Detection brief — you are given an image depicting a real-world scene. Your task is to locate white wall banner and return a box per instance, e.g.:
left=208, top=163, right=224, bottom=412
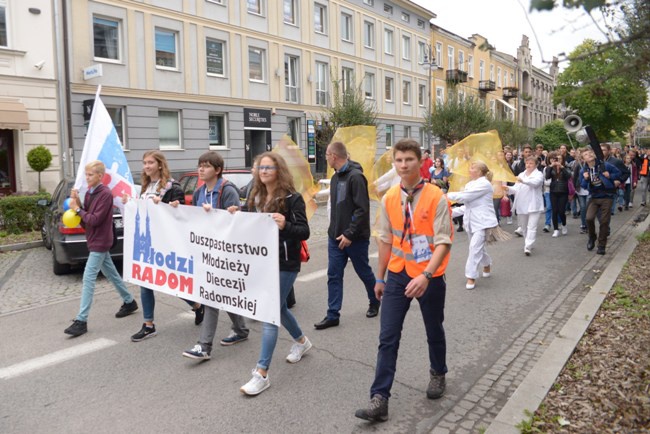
left=123, top=200, right=280, bottom=325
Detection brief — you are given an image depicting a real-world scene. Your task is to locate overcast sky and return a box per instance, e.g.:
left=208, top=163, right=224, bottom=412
left=413, top=0, right=610, bottom=72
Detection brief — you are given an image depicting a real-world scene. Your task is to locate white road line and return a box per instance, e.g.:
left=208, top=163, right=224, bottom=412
left=296, top=269, right=328, bottom=282
left=0, top=338, right=117, bottom=380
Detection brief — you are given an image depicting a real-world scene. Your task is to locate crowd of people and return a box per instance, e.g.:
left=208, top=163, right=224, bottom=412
left=61, top=137, right=649, bottom=422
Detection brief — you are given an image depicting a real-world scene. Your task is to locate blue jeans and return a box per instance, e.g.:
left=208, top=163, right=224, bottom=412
left=140, top=287, right=196, bottom=322
left=544, top=192, right=552, bottom=226
left=257, top=271, right=303, bottom=371
left=370, top=270, right=447, bottom=399
left=326, top=237, right=378, bottom=320
left=577, top=195, right=588, bottom=228
left=77, top=251, right=134, bottom=322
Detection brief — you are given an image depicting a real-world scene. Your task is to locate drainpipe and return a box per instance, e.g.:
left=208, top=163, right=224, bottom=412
left=53, top=0, right=72, bottom=179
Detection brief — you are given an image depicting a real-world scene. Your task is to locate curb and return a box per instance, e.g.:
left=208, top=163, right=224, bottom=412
left=486, top=212, right=650, bottom=433
left=0, top=240, right=44, bottom=253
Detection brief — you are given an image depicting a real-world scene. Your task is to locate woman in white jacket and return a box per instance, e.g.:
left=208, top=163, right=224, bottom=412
left=505, top=156, right=545, bottom=256
left=447, top=161, right=498, bottom=290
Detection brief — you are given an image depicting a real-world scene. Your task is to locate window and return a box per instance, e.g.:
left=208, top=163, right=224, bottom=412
left=206, top=0, right=224, bottom=3
left=209, top=113, right=226, bottom=148
left=419, top=127, right=425, bottom=145
left=490, top=99, right=496, bottom=116
left=363, top=21, right=374, bottom=48
left=435, top=42, right=442, bottom=68
left=284, top=55, right=299, bottom=103
left=364, top=72, right=375, bottom=99
left=497, top=67, right=502, bottom=87
left=447, top=46, right=454, bottom=69
left=468, top=55, right=474, bottom=77
left=341, top=13, right=352, bottom=42
left=315, top=61, right=328, bottom=105
left=385, top=125, right=393, bottom=147
left=314, top=3, right=327, bottom=34
left=385, top=77, right=394, bottom=101
left=93, top=17, right=120, bottom=61
left=510, top=72, right=515, bottom=86
left=417, top=19, right=425, bottom=29
left=287, top=118, right=300, bottom=145
left=206, top=38, right=225, bottom=76
left=458, top=90, right=465, bottom=103
left=248, top=47, right=266, bottom=81
left=363, top=0, right=374, bottom=5
left=401, top=12, right=409, bottom=22
left=159, top=110, right=181, bottom=149
left=106, top=107, right=126, bottom=147
left=284, top=0, right=297, bottom=25
left=402, top=35, right=410, bottom=60
left=384, top=4, right=393, bottom=13
left=384, top=29, right=393, bottom=55
left=458, top=50, right=465, bottom=72
left=341, top=67, right=354, bottom=93
left=490, top=64, right=494, bottom=81
left=0, top=2, right=6, bottom=47
left=404, top=126, right=411, bottom=138
left=155, top=28, right=177, bottom=69
left=479, top=60, right=485, bottom=80
left=504, top=71, right=508, bottom=87
left=418, top=84, right=426, bottom=106
left=247, top=0, right=262, bottom=15
left=436, top=86, right=444, bottom=105
left=418, top=41, right=426, bottom=63
left=402, top=81, right=411, bottom=105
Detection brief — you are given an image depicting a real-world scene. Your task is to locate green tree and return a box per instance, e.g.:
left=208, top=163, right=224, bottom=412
left=532, top=120, right=567, bottom=150
left=490, top=119, right=531, bottom=148
left=554, top=39, right=648, bottom=141
left=424, top=96, right=493, bottom=145
left=26, top=145, right=52, bottom=192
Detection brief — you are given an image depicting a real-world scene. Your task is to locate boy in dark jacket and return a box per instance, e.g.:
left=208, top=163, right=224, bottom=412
left=65, top=160, right=137, bottom=337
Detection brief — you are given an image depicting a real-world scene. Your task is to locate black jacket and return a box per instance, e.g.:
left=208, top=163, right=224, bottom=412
left=604, top=156, right=630, bottom=184
left=279, top=193, right=310, bottom=272
left=545, top=165, right=572, bottom=194
left=328, top=160, right=370, bottom=241
left=161, top=180, right=185, bottom=204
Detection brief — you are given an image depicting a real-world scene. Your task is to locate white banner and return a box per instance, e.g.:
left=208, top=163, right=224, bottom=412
left=123, top=200, right=280, bottom=325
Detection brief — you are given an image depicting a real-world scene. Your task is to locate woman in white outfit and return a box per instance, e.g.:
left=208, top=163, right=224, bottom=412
left=447, top=161, right=498, bottom=290
left=505, top=156, right=544, bottom=256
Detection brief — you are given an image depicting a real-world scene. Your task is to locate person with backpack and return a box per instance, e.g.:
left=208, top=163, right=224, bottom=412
left=181, top=151, right=250, bottom=358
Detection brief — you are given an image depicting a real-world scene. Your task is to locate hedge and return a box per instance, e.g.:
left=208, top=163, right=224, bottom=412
left=0, top=193, right=51, bottom=234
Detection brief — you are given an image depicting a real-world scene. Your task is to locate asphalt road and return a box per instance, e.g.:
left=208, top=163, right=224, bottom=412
left=0, top=204, right=644, bottom=433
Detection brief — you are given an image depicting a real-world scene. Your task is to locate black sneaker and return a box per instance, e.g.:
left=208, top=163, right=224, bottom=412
left=131, top=323, right=157, bottom=342
left=366, top=303, right=380, bottom=318
left=64, top=320, right=87, bottom=337
left=115, top=300, right=138, bottom=318
left=193, top=305, right=205, bottom=326
left=355, top=394, right=388, bottom=422
left=182, top=344, right=211, bottom=360
left=597, top=246, right=606, bottom=255
left=427, top=370, right=446, bottom=399
left=587, top=237, right=596, bottom=251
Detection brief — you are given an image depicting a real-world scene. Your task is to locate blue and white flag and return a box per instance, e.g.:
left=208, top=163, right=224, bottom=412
left=74, top=86, right=136, bottom=210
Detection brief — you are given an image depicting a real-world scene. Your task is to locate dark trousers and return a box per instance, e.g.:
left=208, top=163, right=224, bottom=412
left=586, top=197, right=613, bottom=248
left=550, top=192, right=568, bottom=230
left=326, top=237, right=378, bottom=320
left=370, top=270, right=447, bottom=399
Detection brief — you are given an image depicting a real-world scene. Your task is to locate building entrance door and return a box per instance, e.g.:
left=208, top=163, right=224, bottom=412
left=0, top=129, right=16, bottom=196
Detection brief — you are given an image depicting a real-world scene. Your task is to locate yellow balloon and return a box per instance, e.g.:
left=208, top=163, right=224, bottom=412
left=62, top=209, right=81, bottom=228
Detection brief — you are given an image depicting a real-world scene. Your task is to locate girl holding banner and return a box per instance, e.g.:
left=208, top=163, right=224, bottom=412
left=231, top=152, right=312, bottom=396
left=128, top=150, right=205, bottom=342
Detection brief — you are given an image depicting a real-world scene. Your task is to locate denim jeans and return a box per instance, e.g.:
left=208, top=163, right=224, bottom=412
left=577, top=195, right=588, bottom=228
left=257, top=271, right=303, bottom=371
left=77, top=251, right=134, bottom=322
left=140, top=286, right=196, bottom=323
left=370, top=270, right=447, bottom=399
left=544, top=192, right=552, bottom=226
left=326, top=237, right=378, bottom=320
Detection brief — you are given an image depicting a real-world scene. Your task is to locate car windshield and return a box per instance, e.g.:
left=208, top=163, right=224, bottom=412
left=224, top=173, right=252, bottom=190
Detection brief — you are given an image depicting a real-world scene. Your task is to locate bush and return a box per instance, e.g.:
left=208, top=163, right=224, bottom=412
left=0, top=193, right=50, bottom=234
left=26, top=145, right=53, bottom=192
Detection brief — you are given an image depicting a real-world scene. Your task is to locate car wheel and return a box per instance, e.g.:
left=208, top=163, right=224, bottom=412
left=52, top=244, right=71, bottom=275
left=42, top=223, right=52, bottom=250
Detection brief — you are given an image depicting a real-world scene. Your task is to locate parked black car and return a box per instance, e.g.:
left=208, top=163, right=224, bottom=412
left=39, top=179, right=132, bottom=275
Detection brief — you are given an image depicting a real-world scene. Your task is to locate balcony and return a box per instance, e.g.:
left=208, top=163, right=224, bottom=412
left=503, top=87, right=518, bottom=100
left=445, top=69, right=468, bottom=84
left=479, top=80, right=496, bottom=92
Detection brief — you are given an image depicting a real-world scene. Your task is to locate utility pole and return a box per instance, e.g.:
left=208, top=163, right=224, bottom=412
left=421, top=44, right=436, bottom=156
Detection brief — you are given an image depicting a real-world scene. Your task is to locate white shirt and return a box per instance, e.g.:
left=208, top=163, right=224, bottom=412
left=509, top=169, right=544, bottom=214
left=447, top=176, right=498, bottom=232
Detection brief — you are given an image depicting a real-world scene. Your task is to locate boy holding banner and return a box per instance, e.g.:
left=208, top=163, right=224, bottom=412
left=182, top=151, right=249, bottom=360
left=64, top=161, right=138, bottom=337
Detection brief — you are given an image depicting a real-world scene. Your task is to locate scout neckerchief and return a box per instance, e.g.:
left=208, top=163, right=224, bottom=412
left=400, top=179, right=425, bottom=246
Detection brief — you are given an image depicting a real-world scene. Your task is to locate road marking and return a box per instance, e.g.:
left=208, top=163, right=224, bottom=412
left=296, top=269, right=327, bottom=282
left=0, top=338, right=117, bottom=380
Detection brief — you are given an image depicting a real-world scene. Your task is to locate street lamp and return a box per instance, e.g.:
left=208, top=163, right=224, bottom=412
left=420, top=44, right=436, bottom=156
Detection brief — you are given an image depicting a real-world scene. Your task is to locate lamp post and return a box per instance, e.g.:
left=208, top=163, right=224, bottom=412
left=420, top=44, right=436, bottom=156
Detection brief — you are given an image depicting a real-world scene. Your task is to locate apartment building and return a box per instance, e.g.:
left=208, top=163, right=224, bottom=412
left=0, top=0, right=61, bottom=194
left=61, top=0, right=435, bottom=177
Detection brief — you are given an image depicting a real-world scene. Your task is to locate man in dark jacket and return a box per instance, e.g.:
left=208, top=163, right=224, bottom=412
left=314, top=142, right=380, bottom=330
left=64, top=160, right=138, bottom=337
left=600, top=143, right=629, bottom=214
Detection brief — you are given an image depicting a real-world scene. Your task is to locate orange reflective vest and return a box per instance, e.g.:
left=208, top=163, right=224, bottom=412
left=641, top=158, right=648, bottom=177
left=385, top=183, right=452, bottom=278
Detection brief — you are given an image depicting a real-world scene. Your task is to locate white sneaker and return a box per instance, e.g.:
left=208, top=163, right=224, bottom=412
left=286, top=337, right=313, bottom=363
left=506, top=216, right=513, bottom=225
left=543, top=225, right=550, bottom=233
left=240, top=369, right=270, bottom=396
left=561, top=225, right=568, bottom=236
left=524, top=248, right=531, bottom=256
left=552, top=230, right=560, bottom=237
left=629, top=202, right=633, bottom=208
left=514, top=227, right=523, bottom=237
